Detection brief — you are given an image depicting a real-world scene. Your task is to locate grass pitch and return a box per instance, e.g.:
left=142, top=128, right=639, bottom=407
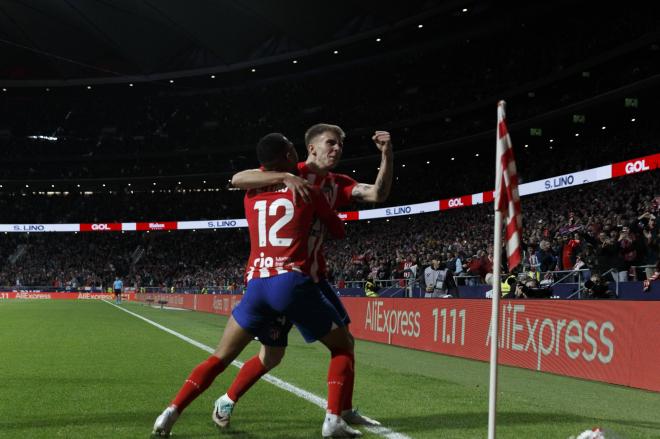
left=1, top=299, right=659, bottom=439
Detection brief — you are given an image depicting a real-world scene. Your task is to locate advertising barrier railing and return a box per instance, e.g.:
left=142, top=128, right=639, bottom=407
left=1, top=292, right=136, bottom=300
left=138, top=292, right=241, bottom=315
left=343, top=297, right=660, bottom=392
left=137, top=286, right=242, bottom=294
left=133, top=292, right=660, bottom=392
left=0, top=153, right=656, bottom=232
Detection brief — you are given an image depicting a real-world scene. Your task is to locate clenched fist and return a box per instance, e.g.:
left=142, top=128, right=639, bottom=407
left=372, top=130, right=392, bottom=154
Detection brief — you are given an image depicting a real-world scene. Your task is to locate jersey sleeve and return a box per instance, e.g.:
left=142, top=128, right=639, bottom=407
left=333, top=173, right=358, bottom=208
left=310, top=188, right=346, bottom=239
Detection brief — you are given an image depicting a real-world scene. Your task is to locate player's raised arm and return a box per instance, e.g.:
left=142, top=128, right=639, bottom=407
left=231, top=169, right=312, bottom=203
left=310, top=188, right=346, bottom=240
left=350, top=130, right=393, bottom=203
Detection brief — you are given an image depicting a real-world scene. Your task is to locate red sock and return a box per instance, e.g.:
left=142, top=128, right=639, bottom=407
left=171, top=355, right=226, bottom=412
left=327, top=349, right=353, bottom=415
left=227, top=355, right=268, bottom=402
left=341, top=352, right=355, bottom=412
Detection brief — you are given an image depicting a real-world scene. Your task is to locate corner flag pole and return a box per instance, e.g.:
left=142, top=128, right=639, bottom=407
left=488, top=101, right=505, bottom=439
left=489, top=100, right=523, bottom=438
left=488, top=209, right=503, bottom=439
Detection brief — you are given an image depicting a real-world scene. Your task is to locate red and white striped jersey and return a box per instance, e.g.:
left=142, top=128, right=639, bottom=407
left=297, top=162, right=357, bottom=280
left=243, top=184, right=345, bottom=283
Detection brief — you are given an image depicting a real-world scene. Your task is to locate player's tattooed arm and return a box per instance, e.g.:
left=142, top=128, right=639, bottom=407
left=351, top=183, right=372, bottom=201
left=351, top=131, right=393, bottom=203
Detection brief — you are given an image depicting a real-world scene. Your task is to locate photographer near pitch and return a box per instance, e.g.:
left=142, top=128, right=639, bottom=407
left=503, top=278, right=553, bottom=299
left=583, top=274, right=616, bottom=299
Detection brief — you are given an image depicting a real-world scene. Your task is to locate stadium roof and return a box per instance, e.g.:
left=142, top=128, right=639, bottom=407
left=0, top=0, right=456, bottom=85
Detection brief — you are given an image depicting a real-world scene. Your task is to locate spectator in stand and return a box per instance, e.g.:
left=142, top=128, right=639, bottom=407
left=451, top=252, right=463, bottom=277
left=561, top=233, right=582, bottom=271
left=595, top=235, right=621, bottom=282
left=524, top=244, right=541, bottom=280
left=469, top=250, right=490, bottom=284
left=537, top=240, right=557, bottom=273
left=464, top=254, right=480, bottom=285
left=637, top=212, right=658, bottom=273
left=617, top=226, right=636, bottom=281
left=391, top=259, right=404, bottom=282
left=642, top=260, right=660, bottom=292
left=375, top=258, right=390, bottom=281
left=572, top=253, right=589, bottom=283
left=400, top=255, right=418, bottom=285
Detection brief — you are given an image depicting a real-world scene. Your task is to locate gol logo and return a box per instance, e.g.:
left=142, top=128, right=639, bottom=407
left=625, top=160, right=650, bottom=174
left=448, top=198, right=464, bottom=208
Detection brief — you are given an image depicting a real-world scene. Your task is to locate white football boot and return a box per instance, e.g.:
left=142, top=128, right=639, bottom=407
left=342, top=408, right=381, bottom=426
left=152, top=406, right=179, bottom=437
left=212, top=394, right=235, bottom=428
left=322, top=413, right=363, bottom=438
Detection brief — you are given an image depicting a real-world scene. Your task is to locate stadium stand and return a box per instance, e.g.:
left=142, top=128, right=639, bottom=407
left=0, top=1, right=657, bottom=296
left=1, top=171, right=656, bottom=293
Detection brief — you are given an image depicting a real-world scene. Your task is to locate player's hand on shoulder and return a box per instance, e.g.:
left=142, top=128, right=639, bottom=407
left=282, top=173, right=312, bottom=205
left=372, top=130, right=392, bottom=153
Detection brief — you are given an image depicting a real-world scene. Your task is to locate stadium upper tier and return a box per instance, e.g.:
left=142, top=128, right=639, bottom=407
left=0, top=2, right=658, bottom=184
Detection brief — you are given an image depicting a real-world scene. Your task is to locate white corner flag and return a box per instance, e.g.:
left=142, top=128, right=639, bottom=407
left=488, top=101, right=522, bottom=439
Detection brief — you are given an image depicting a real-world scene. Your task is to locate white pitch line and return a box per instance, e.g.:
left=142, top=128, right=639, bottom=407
left=104, top=301, right=411, bottom=439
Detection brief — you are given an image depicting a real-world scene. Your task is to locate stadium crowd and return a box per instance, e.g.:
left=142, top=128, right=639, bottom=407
left=326, top=172, right=658, bottom=285
left=1, top=171, right=656, bottom=291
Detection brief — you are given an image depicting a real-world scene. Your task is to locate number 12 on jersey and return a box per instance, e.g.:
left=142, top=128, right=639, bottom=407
left=253, top=198, right=294, bottom=247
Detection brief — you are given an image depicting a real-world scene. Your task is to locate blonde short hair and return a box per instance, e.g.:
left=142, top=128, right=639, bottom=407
left=304, top=123, right=345, bottom=147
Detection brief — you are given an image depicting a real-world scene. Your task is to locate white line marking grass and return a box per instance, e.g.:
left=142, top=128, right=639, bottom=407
left=104, top=301, right=412, bottom=439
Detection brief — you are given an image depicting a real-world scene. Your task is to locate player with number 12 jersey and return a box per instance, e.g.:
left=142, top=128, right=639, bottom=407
left=243, top=182, right=345, bottom=283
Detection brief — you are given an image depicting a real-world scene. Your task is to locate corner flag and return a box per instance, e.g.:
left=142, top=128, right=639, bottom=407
left=495, top=101, right=522, bottom=270
left=488, top=101, right=522, bottom=439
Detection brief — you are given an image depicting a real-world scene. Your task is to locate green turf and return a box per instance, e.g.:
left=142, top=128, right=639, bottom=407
left=1, top=300, right=659, bottom=439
